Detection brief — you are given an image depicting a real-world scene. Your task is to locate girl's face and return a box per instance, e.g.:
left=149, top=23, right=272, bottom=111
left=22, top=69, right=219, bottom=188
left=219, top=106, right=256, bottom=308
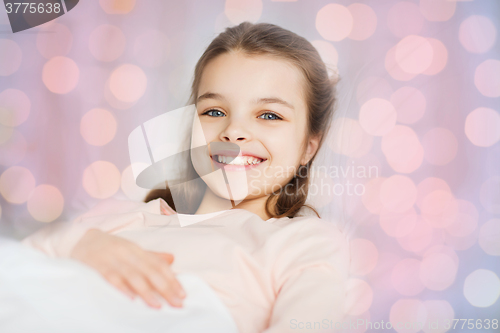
left=191, top=51, right=319, bottom=203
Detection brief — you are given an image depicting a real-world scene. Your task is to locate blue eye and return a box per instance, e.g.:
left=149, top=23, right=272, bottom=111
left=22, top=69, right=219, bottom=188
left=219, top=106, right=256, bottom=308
left=202, top=109, right=226, bottom=117
left=258, top=112, right=282, bottom=120
left=201, top=109, right=282, bottom=120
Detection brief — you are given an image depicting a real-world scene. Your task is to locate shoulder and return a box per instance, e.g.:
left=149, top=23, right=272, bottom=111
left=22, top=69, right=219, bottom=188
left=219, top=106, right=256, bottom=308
left=271, top=213, right=346, bottom=243
left=269, top=214, right=350, bottom=288
left=270, top=214, right=349, bottom=262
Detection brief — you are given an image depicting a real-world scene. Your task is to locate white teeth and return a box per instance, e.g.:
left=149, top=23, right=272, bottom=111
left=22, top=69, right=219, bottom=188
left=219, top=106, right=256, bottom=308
left=215, top=155, right=264, bottom=166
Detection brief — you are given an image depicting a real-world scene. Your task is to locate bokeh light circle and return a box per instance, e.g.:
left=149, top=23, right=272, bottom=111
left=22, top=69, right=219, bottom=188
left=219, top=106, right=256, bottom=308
left=474, top=60, right=500, bottom=98
left=0, top=39, right=22, bottom=76
left=0, top=89, right=31, bottom=127
left=27, top=184, right=64, bottom=223
left=80, top=108, right=117, bottom=146
left=99, top=0, right=135, bottom=14
left=422, top=38, right=448, bottom=75
left=89, top=24, right=126, bottom=62
left=347, top=3, right=377, bottom=41
left=224, top=0, right=263, bottom=25
left=424, top=245, right=459, bottom=266
left=42, top=56, right=80, bottom=94
left=479, top=218, right=500, bottom=256
left=385, top=46, right=418, bottom=81
left=372, top=251, right=402, bottom=291
left=459, top=15, right=497, bottom=54
left=359, top=98, right=397, bottom=136
left=316, top=4, right=353, bottom=42
left=109, top=64, right=147, bottom=103
left=104, top=78, right=137, bottom=110
left=390, top=86, right=426, bottom=124
left=36, top=22, right=72, bottom=59
left=444, top=200, right=478, bottom=238
left=421, top=190, right=458, bottom=228
left=463, top=269, right=500, bottom=307
left=381, top=125, right=424, bottom=174
left=0, top=166, right=36, bottom=204
left=395, top=35, right=434, bottom=74
left=389, top=299, right=427, bottom=333
left=362, top=177, right=386, bottom=214
left=465, top=107, right=500, bottom=147
left=419, top=252, right=457, bottom=290
left=422, top=300, right=454, bottom=333
left=416, top=178, right=451, bottom=210
left=82, top=161, right=121, bottom=199
left=419, top=0, right=456, bottom=22
left=380, top=207, right=418, bottom=238
left=422, top=127, right=458, bottom=165
left=397, top=216, right=434, bottom=253
left=380, top=175, right=417, bottom=213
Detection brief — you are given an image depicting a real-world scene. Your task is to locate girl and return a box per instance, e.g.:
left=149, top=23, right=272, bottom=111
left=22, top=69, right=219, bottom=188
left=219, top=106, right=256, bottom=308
left=22, top=22, right=349, bottom=333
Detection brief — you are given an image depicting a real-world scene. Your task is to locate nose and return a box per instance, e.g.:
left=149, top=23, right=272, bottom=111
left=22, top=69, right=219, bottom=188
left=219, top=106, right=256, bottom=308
left=219, top=117, right=251, bottom=142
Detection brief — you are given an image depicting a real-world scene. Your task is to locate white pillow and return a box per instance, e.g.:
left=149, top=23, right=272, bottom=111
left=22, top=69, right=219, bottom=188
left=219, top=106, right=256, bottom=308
left=0, top=237, right=238, bottom=333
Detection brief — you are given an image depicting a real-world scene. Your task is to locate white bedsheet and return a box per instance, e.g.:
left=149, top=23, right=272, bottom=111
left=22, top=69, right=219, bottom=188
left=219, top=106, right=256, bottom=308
left=0, top=237, right=239, bottom=333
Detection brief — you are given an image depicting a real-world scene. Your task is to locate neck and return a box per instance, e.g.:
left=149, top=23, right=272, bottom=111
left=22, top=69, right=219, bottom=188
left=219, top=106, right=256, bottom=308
left=195, top=186, right=272, bottom=221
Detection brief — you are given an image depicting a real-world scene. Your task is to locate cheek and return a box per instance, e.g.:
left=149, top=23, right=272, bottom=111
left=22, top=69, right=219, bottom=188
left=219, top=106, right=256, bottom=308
left=191, top=118, right=223, bottom=151
left=267, top=128, right=303, bottom=164
left=191, top=115, right=207, bottom=149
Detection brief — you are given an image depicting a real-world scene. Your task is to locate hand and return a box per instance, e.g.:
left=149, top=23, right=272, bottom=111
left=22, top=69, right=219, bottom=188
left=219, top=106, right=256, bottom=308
left=70, top=229, right=186, bottom=309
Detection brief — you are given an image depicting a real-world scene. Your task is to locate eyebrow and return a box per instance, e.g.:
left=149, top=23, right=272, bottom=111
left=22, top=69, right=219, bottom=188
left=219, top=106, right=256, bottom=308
left=197, top=92, right=295, bottom=110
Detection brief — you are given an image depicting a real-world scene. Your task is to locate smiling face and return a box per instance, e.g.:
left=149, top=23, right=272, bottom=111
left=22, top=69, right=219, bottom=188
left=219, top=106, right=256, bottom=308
left=190, top=50, right=319, bottom=207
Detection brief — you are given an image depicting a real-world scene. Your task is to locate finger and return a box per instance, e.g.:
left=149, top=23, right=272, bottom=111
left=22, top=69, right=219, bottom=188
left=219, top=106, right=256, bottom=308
left=121, top=251, right=183, bottom=307
left=141, top=260, right=184, bottom=307
left=149, top=252, right=174, bottom=265
left=133, top=255, right=184, bottom=307
left=123, top=269, right=162, bottom=308
left=103, top=272, right=136, bottom=300
left=146, top=253, right=186, bottom=298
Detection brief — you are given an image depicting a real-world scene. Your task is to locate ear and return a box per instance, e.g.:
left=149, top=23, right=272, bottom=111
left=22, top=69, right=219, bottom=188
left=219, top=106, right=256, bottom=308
left=300, top=134, right=321, bottom=166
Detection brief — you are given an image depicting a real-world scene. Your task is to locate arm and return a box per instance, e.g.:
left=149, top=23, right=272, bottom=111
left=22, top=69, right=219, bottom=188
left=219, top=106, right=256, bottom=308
left=264, top=220, right=350, bottom=333
left=21, top=197, right=186, bottom=309
left=21, top=198, right=167, bottom=258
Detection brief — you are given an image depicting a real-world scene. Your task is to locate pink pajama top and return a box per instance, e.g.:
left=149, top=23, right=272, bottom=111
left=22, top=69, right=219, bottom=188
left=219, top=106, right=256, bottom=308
left=21, top=198, right=350, bottom=333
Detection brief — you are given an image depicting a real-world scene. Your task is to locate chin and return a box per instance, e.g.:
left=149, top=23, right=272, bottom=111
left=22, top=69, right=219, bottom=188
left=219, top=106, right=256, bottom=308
left=202, top=172, right=251, bottom=203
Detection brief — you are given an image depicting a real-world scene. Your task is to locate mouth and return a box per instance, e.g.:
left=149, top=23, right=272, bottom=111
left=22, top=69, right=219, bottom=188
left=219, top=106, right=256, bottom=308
left=210, top=150, right=267, bottom=171
left=212, top=154, right=266, bottom=166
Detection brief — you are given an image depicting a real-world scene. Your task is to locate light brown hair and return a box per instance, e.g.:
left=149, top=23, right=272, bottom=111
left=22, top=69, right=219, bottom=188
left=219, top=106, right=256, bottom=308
left=145, top=21, right=339, bottom=219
